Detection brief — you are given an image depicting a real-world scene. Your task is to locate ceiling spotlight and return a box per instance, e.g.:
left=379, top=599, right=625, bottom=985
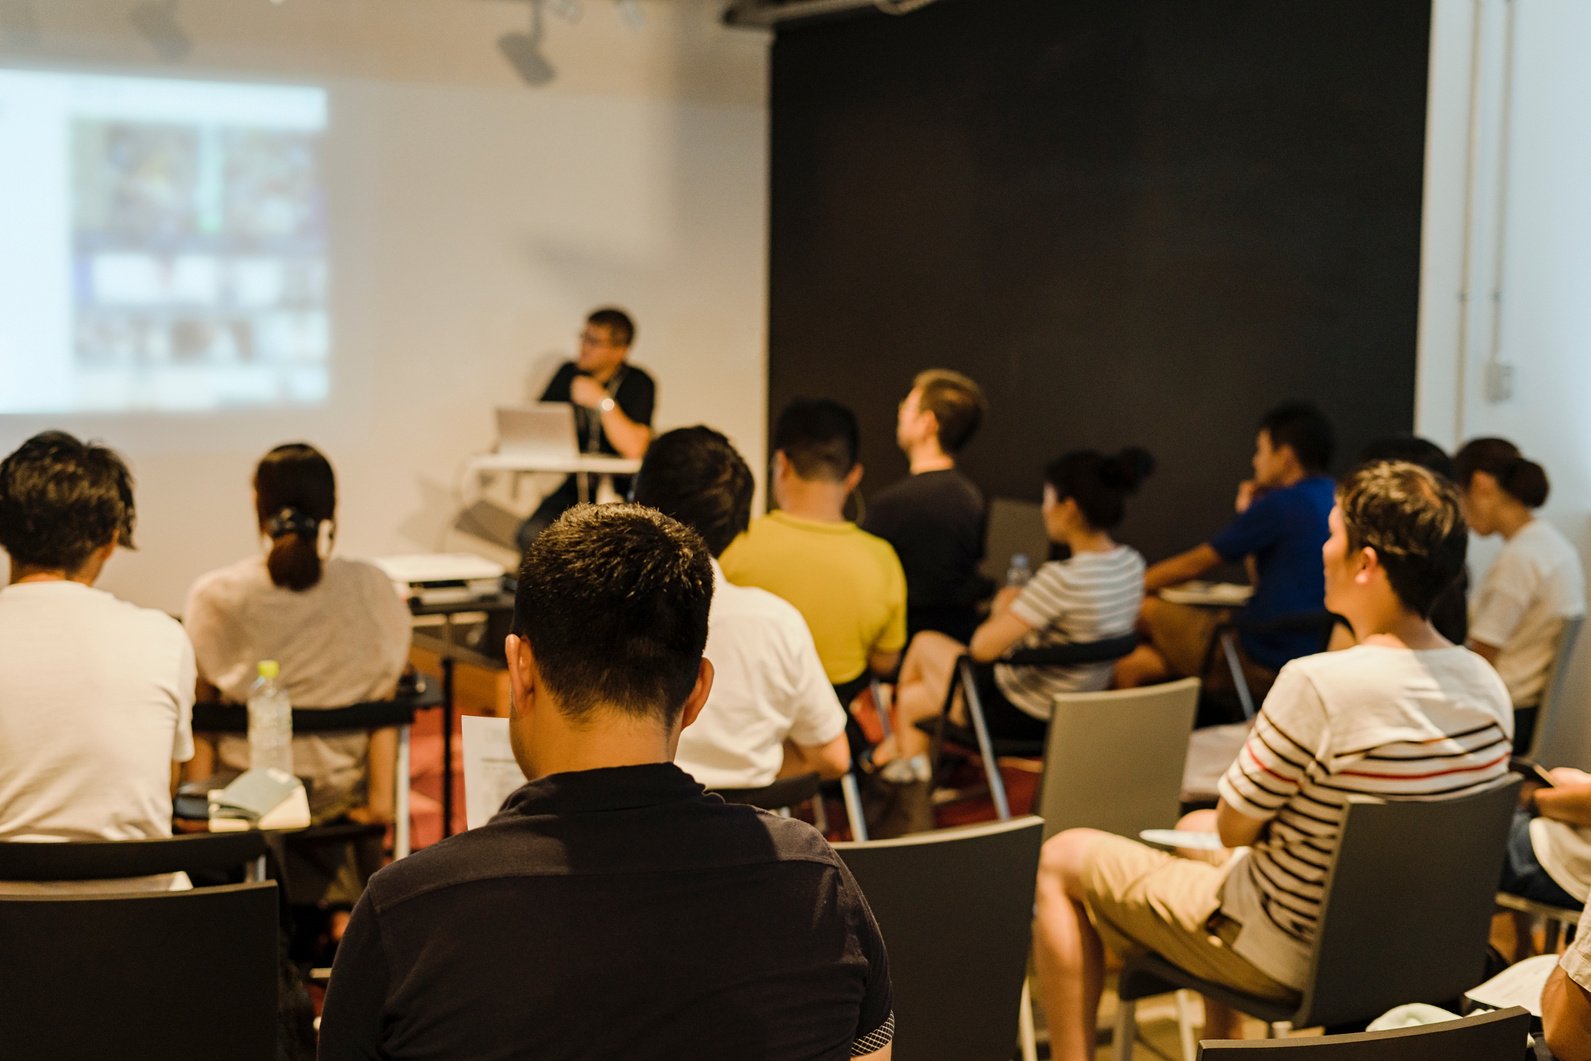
left=128, top=0, right=191, bottom=62
left=614, top=0, right=644, bottom=30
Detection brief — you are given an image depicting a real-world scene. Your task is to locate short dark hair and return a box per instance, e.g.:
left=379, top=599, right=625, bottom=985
left=254, top=443, right=336, bottom=592
left=632, top=427, right=753, bottom=557
left=1259, top=402, right=1334, bottom=474
left=1453, top=436, right=1549, bottom=508
left=913, top=369, right=987, bottom=454
left=1356, top=435, right=1455, bottom=482
left=512, top=504, right=713, bottom=727
left=586, top=306, right=635, bottom=349
left=1044, top=447, right=1156, bottom=530
left=0, top=431, right=136, bottom=572
left=1338, top=460, right=1467, bottom=618
left=774, top=398, right=860, bottom=483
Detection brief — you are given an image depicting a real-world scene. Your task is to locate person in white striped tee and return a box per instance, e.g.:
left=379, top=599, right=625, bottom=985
left=1031, top=461, right=1511, bottom=1061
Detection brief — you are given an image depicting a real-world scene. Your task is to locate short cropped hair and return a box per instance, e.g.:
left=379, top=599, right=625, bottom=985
left=774, top=398, right=860, bottom=483
left=0, top=431, right=136, bottom=572
left=632, top=426, right=753, bottom=557
left=1260, top=402, right=1334, bottom=474
left=1338, top=460, right=1467, bottom=618
left=913, top=369, right=987, bottom=454
left=512, top=504, right=713, bottom=727
left=586, top=306, right=635, bottom=349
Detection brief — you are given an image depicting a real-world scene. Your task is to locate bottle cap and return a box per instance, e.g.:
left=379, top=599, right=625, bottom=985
left=257, top=660, right=280, bottom=680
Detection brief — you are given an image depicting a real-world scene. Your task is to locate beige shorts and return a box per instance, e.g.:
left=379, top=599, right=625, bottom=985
left=1142, top=599, right=1277, bottom=700
left=1079, top=833, right=1298, bottom=1002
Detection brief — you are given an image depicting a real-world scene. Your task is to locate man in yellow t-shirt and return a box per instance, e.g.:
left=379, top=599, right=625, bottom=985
left=722, top=399, right=907, bottom=694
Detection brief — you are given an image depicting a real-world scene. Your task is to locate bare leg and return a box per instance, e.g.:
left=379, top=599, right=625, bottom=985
left=1114, top=644, right=1171, bottom=688
left=1172, top=808, right=1239, bottom=1037
left=882, top=631, right=966, bottom=762
left=1033, top=829, right=1110, bottom=1061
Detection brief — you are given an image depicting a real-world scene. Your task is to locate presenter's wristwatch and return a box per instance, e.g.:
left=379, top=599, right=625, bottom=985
left=599, top=397, right=616, bottom=414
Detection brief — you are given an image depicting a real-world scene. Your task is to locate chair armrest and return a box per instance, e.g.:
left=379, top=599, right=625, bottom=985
left=1003, top=633, right=1139, bottom=667
left=0, top=832, right=269, bottom=881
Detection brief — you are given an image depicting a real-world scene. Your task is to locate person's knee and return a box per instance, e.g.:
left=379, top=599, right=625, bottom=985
left=1038, top=828, right=1104, bottom=900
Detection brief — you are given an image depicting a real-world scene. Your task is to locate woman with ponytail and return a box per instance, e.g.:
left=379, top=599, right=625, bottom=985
left=1454, top=438, right=1585, bottom=749
left=183, top=444, right=411, bottom=900
left=874, top=448, right=1154, bottom=816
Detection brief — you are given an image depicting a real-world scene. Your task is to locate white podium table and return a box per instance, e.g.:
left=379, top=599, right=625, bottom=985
left=464, top=452, right=642, bottom=504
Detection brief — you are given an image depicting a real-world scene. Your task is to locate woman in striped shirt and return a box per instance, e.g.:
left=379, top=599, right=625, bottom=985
left=882, top=447, right=1154, bottom=770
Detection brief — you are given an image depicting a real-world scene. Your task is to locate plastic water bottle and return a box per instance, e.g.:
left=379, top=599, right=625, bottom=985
left=1006, top=553, right=1033, bottom=588
left=247, top=660, right=294, bottom=775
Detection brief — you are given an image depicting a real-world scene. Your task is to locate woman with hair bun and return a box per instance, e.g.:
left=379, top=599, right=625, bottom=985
left=874, top=447, right=1154, bottom=827
left=183, top=443, right=412, bottom=904
left=1454, top=437, right=1585, bottom=749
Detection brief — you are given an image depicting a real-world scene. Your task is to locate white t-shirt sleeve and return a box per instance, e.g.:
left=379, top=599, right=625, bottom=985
left=783, top=619, right=848, bottom=748
left=1217, top=662, right=1327, bottom=821
left=1470, top=545, right=1537, bottom=648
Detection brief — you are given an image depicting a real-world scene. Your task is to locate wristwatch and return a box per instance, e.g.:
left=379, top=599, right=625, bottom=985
left=599, top=397, right=616, bottom=414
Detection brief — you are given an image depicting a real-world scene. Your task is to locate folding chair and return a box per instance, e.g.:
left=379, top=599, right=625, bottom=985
left=922, top=634, right=1139, bottom=820
left=1522, top=614, right=1584, bottom=761
left=1195, top=1005, right=1529, bottom=1059
left=0, top=882, right=280, bottom=1060
left=0, top=830, right=270, bottom=884
left=1113, top=780, right=1520, bottom=1060
left=834, top=817, right=1044, bottom=1061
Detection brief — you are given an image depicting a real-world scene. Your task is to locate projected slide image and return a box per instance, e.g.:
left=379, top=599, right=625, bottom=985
left=0, top=70, right=328, bottom=414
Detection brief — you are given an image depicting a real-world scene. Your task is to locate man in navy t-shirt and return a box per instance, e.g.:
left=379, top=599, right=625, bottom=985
left=1114, top=402, right=1336, bottom=697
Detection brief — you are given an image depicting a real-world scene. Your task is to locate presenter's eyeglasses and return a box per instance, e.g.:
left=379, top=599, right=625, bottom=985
left=579, top=330, right=614, bottom=348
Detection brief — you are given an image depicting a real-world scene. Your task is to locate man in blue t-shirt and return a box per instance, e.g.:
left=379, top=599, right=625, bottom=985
left=1114, top=402, right=1336, bottom=697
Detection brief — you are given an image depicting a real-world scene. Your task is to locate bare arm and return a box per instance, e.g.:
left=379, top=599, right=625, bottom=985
left=1535, top=781, right=1591, bottom=828
left=784, top=733, right=851, bottom=781
left=1215, top=797, right=1267, bottom=849
left=595, top=405, right=652, bottom=459
left=1544, top=965, right=1591, bottom=1060
left=868, top=649, right=902, bottom=679
left=351, top=726, right=399, bottom=825
left=1467, top=638, right=1502, bottom=666
left=969, top=609, right=1036, bottom=663
left=1144, top=543, right=1223, bottom=593
left=854, top=1045, right=892, bottom=1060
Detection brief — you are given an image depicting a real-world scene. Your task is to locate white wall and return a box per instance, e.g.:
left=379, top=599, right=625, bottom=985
left=1419, top=0, right=1591, bottom=765
left=0, top=0, right=770, bottom=612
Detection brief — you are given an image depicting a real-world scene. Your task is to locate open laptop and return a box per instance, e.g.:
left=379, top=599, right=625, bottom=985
left=495, top=403, right=578, bottom=460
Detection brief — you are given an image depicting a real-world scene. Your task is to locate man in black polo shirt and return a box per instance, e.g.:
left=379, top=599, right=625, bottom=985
left=515, top=306, right=657, bottom=551
left=320, top=504, right=894, bottom=1060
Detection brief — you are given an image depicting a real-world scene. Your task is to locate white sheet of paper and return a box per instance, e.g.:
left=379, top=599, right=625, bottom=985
left=1465, top=952, right=1560, bottom=1017
left=462, top=714, right=528, bottom=830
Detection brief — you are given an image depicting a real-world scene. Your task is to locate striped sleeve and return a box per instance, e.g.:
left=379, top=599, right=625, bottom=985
left=1008, top=562, right=1082, bottom=630
left=1218, top=664, right=1326, bottom=822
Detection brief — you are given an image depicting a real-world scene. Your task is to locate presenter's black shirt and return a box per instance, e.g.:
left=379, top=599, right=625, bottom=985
left=864, top=468, right=988, bottom=641
left=318, top=764, right=895, bottom=1061
left=539, top=361, right=656, bottom=457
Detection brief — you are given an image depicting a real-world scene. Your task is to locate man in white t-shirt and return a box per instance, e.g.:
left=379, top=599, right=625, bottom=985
left=632, top=426, right=849, bottom=789
left=0, top=432, right=196, bottom=891
left=1031, top=461, right=1511, bottom=1061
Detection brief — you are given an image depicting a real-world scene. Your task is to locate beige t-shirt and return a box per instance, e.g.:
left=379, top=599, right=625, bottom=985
left=0, top=581, right=195, bottom=892
left=184, top=556, right=411, bottom=819
left=1470, top=519, right=1586, bottom=706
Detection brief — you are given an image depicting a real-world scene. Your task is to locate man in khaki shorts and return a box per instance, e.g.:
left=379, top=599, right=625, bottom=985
left=1031, top=461, right=1512, bottom=1060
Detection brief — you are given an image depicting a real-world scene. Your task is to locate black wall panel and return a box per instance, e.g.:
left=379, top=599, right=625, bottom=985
left=768, top=0, right=1430, bottom=562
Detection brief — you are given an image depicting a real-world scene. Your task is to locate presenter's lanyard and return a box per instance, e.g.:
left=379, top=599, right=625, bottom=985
left=581, top=367, right=627, bottom=454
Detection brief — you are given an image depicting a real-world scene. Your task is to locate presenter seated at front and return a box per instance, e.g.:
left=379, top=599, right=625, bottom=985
left=720, top=398, right=908, bottom=693
left=863, top=369, right=990, bottom=644
left=1114, top=401, right=1336, bottom=699
left=182, top=444, right=411, bottom=910
left=318, top=505, right=895, bottom=1060
left=515, top=306, right=656, bottom=551
left=1031, top=461, right=1511, bottom=1061
left=0, top=432, right=196, bottom=894
left=632, top=426, right=851, bottom=790
left=1454, top=437, right=1586, bottom=752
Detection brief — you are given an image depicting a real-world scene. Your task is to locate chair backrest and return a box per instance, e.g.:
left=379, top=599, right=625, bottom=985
left=979, top=496, right=1049, bottom=584
left=833, top=817, right=1043, bottom=1061
left=1527, top=613, right=1585, bottom=760
left=1036, top=677, right=1199, bottom=841
left=0, top=881, right=279, bottom=1060
left=711, top=772, right=822, bottom=811
left=1297, top=779, right=1520, bottom=1029
left=0, top=831, right=268, bottom=881
left=1195, top=1005, right=1529, bottom=1059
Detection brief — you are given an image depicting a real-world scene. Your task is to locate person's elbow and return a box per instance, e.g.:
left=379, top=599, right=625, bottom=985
left=1215, top=799, right=1265, bottom=849
left=1542, top=966, right=1591, bottom=1061
left=868, top=649, right=901, bottom=679
left=808, top=734, right=852, bottom=780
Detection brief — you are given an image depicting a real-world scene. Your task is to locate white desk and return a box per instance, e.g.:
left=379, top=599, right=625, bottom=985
left=464, top=452, right=642, bottom=505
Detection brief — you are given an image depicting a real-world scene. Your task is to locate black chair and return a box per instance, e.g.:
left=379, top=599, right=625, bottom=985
left=0, top=830, right=270, bottom=883
left=1202, top=611, right=1344, bottom=722
left=712, top=771, right=823, bottom=814
left=193, top=681, right=442, bottom=858
left=0, top=881, right=279, bottom=1060
left=1195, top=1005, right=1530, bottom=1059
left=1113, top=780, right=1521, bottom=1060
left=920, top=634, right=1140, bottom=820
left=834, top=816, right=1045, bottom=1061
